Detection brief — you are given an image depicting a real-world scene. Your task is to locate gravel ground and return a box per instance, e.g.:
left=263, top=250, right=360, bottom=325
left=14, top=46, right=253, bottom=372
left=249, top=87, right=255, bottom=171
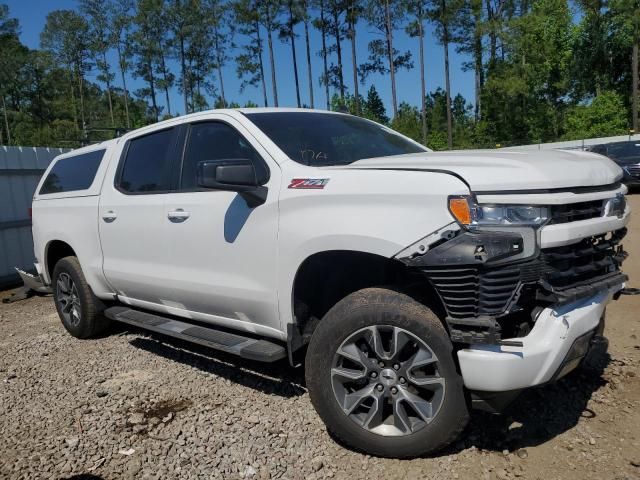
left=2, top=199, right=640, bottom=480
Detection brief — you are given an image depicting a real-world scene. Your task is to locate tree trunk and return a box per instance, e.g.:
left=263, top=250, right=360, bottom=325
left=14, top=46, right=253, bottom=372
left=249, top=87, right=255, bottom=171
left=256, top=21, right=269, bottom=107
left=320, top=0, right=330, bottom=109
left=213, top=21, right=226, bottom=108
left=266, top=10, right=279, bottom=107
left=148, top=62, right=159, bottom=121
left=102, top=52, right=115, bottom=127
left=288, top=2, right=302, bottom=107
left=633, top=41, right=639, bottom=133
left=442, top=9, right=453, bottom=149
left=180, top=35, right=189, bottom=114
left=418, top=15, right=427, bottom=145
left=333, top=7, right=345, bottom=99
left=68, top=68, right=79, bottom=132
left=384, top=0, right=397, bottom=118
left=1, top=95, right=10, bottom=145
left=486, top=0, right=497, bottom=69
left=473, top=0, right=483, bottom=119
left=267, top=30, right=278, bottom=106
left=159, top=47, right=172, bottom=115
left=348, top=1, right=359, bottom=114
left=303, top=2, right=314, bottom=108
left=116, top=44, right=131, bottom=129
left=77, top=65, right=87, bottom=135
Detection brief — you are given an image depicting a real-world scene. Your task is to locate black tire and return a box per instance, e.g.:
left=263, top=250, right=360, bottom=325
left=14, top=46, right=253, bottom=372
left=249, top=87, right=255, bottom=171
left=52, top=256, right=110, bottom=339
left=305, top=287, right=468, bottom=458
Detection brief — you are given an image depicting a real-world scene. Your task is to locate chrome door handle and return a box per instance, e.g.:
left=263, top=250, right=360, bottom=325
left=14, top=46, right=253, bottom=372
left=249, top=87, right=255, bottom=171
left=167, top=209, right=190, bottom=221
left=102, top=211, right=117, bottom=222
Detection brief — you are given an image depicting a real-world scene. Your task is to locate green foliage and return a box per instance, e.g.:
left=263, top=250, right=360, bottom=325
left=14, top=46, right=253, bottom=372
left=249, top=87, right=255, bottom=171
left=362, top=85, right=388, bottom=124
left=563, top=91, right=629, bottom=140
left=0, top=0, right=638, bottom=150
left=390, top=102, right=421, bottom=142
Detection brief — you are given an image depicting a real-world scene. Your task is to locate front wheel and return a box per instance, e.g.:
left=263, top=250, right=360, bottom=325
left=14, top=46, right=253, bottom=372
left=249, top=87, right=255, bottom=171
left=305, top=288, right=469, bottom=458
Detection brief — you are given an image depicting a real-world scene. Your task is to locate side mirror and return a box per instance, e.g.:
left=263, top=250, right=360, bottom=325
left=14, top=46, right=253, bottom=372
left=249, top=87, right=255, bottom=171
left=196, top=159, right=267, bottom=207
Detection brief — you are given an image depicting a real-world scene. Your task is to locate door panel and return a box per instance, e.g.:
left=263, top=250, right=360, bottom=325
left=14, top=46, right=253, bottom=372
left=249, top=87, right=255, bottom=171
left=163, top=119, right=281, bottom=333
left=99, top=127, right=178, bottom=304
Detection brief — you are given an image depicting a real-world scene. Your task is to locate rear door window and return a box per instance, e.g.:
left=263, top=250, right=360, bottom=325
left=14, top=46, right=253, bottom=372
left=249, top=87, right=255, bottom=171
left=39, top=149, right=105, bottom=194
left=118, top=128, right=176, bottom=193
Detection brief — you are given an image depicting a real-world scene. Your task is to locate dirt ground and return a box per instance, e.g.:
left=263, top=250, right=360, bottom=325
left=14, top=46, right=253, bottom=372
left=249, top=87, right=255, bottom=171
left=1, top=198, right=640, bottom=480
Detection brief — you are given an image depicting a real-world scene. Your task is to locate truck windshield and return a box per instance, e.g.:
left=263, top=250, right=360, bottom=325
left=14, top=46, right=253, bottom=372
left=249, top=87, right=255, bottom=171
left=244, top=111, right=427, bottom=166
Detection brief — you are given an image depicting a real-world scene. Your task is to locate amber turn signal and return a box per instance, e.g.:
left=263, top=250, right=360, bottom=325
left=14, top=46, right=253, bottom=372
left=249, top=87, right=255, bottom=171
left=448, top=197, right=472, bottom=225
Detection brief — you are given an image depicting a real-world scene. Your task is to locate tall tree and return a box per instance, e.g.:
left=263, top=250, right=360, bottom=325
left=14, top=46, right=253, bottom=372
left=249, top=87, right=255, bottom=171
left=327, top=0, right=346, bottom=99
left=206, top=0, right=232, bottom=108
left=0, top=4, right=21, bottom=144
left=609, top=0, right=640, bottom=132
left=234, top=0, right=269, bottom=107
left=131, top=0, right=161, bottom=121
left=280, top=0, right=302, bottom=107
left=346, top=0, right=360, bottom=113
left=109, top=0, right=134, bottom=128
left=313, top=0, right=331, bottom=109
left=428, top=0, right=463, bottom=147
left=80, top=0, right=115, bottom=126
left=361, top=0, right=413, bottom=118
left=41, top=10, right=92, bottom=134
left=301, top=0, right=314, bottom=108
left=257, top=1, right=282, bottom=107
left=456, top=0, right=484, bottom=119
left=167, top=0, right=195, bottom=114
left=406, top=0, right=429, bottom=144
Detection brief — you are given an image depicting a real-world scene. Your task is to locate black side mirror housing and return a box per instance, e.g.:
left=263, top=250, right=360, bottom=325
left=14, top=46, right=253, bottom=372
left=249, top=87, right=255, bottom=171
left=196, top=159, right=268, bottom=207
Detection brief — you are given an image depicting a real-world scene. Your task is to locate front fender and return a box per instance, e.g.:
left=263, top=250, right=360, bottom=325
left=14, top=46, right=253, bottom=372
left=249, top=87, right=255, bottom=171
left=276, top=167, right=469, bottom=330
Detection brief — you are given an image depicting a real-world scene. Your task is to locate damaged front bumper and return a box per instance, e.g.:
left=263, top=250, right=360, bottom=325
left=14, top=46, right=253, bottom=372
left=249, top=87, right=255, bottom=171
left=457, top=287, right=618, bottom=391
left=395, top=218, right=629, bottom=392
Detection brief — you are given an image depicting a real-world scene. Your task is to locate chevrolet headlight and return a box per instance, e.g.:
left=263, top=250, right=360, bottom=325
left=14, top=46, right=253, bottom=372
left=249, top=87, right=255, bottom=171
left=449, top=196, right=549, bottom=227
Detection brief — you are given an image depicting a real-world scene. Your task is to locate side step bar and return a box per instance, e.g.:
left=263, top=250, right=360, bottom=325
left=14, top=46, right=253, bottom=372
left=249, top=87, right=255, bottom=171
left=104, top=306, right=286, bottom=362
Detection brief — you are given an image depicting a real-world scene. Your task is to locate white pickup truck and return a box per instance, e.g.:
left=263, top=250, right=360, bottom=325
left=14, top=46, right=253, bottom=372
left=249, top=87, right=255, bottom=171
left=32, top=108, right=630, bottom=457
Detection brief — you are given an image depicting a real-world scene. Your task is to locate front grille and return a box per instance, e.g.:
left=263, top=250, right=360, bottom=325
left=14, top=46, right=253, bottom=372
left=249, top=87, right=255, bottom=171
left=549, top=200, right=604, bottom=224
left=625, top=164, right=640, bottom=178
left=424, top=265, right=522, bottom=319
left=422, top=229, right=626, bottom=320
left=541, top=232, right=624, bottom=288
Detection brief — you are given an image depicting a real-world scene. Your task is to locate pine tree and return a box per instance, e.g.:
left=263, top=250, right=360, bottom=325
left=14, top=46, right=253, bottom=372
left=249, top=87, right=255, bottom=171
left=363, top=85, right=389, bottom=124
left=361, top=0, right=413, bottom=118
left=234, top=0, right=269, bottom=107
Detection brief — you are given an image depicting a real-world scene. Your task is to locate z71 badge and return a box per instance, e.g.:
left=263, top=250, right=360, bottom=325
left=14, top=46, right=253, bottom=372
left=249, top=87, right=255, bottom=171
left=288, top=178, right=330, bottom=189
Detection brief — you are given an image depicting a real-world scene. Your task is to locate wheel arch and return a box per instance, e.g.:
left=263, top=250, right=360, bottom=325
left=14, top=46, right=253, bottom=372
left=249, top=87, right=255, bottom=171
left=288, top=249, right=446, bottom=362
left=45, top=239, right=78, bottom=281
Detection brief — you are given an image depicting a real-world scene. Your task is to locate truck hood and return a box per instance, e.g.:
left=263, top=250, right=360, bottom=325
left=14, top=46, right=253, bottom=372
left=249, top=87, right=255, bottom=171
left=342, top=149, right=622, bottom=192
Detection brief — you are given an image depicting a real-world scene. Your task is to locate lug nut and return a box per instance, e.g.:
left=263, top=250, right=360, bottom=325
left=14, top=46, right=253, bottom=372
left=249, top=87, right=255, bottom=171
left=376, top=384, right=384, bottom=392
left=393, top=363, right=400, bottom=370
left=391, top=387, right=398, bottom=394
left=370, top=371, right=378, bottom=378
left=399, top=377, right=406, bottom=384
left=378, top=361, right=385, bottom=368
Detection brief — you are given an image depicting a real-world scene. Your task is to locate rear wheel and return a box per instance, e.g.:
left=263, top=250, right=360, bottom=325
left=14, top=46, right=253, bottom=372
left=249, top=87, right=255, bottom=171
left=52, top=256, right=109, bottom=338
left=305, top=288, right=468, bottom=458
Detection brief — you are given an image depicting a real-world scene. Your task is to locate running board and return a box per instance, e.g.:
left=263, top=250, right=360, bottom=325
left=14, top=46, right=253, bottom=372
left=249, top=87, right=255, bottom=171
left=104, top=306, right=286, bottom=362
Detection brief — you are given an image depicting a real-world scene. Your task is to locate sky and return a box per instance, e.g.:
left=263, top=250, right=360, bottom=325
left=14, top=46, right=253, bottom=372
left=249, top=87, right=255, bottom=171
left=5, top=0, right=475, bottom=118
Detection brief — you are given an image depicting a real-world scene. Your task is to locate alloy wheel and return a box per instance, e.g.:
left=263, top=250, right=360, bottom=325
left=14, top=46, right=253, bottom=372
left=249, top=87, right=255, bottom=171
left=56, top=272, right=81, bottom=327
left=331, top=325, right=445, bottom=437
